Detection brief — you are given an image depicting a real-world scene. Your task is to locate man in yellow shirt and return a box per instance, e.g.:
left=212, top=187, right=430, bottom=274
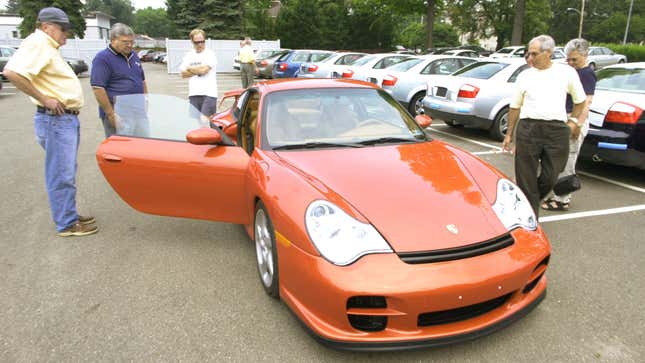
left=4, top=7, right=98, bottom=237
left=239, top=37, right=256, bottom=88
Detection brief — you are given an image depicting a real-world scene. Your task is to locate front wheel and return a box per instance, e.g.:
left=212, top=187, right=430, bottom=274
left=489, top=107, right=509, bottom=141
left=408, top=91, right=426, bottom=116
left=618, top=59, right=625, bottom=64
left=254, top=201, right=279, bottom=298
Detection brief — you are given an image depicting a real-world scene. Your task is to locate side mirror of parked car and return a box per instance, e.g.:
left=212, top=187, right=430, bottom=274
left=186, top=127, right=223, bottom=145
left=415, top=114, right=432, bottom=128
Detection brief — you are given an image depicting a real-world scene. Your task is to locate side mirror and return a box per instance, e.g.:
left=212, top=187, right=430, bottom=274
left=415, top=114, right=432, bottom=128
left=186, top=127, right=223, bottom=145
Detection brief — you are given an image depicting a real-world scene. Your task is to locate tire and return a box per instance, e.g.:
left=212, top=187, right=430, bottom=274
left=489, top=107, right=509, bottom=141
left=408, top=91, right=426, bottom=116
left=588, top=62, right=596, bottom=71
left=254, top=201, right=279, bottom=298
left=444, top=119, right=462, bottom=127
left=618, top=59, right=625, bottom=64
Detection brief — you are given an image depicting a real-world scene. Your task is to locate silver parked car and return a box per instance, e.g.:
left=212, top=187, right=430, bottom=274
left=256, top=49, right=290, bottom=78
left=586, top=46, right=627, bottom=71
left=339, top=53, right=411, bottom=81
left=581, top=62, right=645, bottom=169
left=298, top=52, right=366, bottom=78
left=422, top=58, right=529, bottom=141
left=382, top=55, right=478, bottom=115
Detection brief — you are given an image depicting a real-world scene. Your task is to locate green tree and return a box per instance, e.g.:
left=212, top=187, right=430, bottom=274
left=3, top=0, right=21, bottom=14
left=84, top=0, right=135, bottom=26
left=243, top=0, right=277, bottom=40
left=168, top=0, right=242, bottom=39
left=133, top=7, right=175, bottom=38
left=275, top=0, right=322, bottom=48
left=18, top=0, right=86, bottom=38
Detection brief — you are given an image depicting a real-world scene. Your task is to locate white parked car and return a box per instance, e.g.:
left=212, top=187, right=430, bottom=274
left=489, top=46, right=526, bottom=58
left=339, top=53, right=411, bottom=81
left=298, top=52, right=366, bottom=78
left=587, top=46, right=627, bottom=71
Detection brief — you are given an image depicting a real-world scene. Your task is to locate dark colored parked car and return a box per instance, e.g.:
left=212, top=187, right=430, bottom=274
left=1, top=45, right=17, bottom=80
left=256, top=49, right=290, bottom=78
left=64, top=57, right=89, bottom=75
left=581, top=62, right=645, bottom=170
left=141, top=51, right=163, bottom=62
left=272, top=50, right=333, bottom=78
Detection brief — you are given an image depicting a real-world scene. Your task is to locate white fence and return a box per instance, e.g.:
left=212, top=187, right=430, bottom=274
left=0, top=38, right=108, bottom=73
left=166, top=39, right=281, bottom=74
left=1, top=38, right=281, bottom=74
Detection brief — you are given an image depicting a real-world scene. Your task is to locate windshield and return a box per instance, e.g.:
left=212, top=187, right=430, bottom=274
left=496, top=48, right=514, bottom=54
left=452, top=61, right=509, bottom=79
left=310, top=52, right=333, bottom=62
left=596, top=68, right=645, bottom=94
left=262, top=88, right=427, bottom=149
left=388, top=58, right=423, bottom=71
left=113, top=94, right=209, bottom=140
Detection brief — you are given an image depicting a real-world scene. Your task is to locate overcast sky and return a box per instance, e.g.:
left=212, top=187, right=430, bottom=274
left=132, top=0, right=167, bottom=10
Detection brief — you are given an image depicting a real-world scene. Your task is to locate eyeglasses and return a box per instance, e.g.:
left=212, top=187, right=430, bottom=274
left=193, top=40, right=205, bottom=45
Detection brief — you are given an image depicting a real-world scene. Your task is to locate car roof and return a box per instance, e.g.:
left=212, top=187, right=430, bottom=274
left=603, top=62, right=645, bottom=69
left=254, top=78, right=380, bottom=93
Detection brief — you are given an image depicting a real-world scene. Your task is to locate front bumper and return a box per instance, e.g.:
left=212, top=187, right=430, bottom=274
left=278, top=227, right=551, bottom=350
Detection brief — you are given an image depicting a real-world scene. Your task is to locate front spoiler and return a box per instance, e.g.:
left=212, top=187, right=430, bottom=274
left=304, top=289, right=546, bottom=352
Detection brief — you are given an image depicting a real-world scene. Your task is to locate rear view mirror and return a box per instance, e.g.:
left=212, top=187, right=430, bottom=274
left=186, top=127, right=223, bottom=145
left=415, top=114, right=432, bottom=128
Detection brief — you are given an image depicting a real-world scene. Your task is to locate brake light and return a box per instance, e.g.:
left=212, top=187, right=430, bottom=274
left=260, top=60, right=268, bottom=66
left=382, top=75, right=398, bottom=87
left=604, top=102, right=643, bottom=124
left=278, top=63, right=287, bottom=71
left=457, top=84, right=480, bottom=98
left=342, top=69, right=354, bottom=78
left=308, top=64, right=318, bottom=72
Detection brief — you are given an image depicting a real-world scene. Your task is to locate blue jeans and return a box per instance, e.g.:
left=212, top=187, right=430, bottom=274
left=34, top=112, right=80, bottom=232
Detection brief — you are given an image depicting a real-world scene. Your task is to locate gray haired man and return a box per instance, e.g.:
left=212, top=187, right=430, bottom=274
left=91, top=23, right=148, bottom=137
left=502, top=35, right=587, bottom=216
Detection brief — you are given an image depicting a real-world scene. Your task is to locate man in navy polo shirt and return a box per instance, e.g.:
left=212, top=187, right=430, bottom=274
left=91, top=23, right=148, bottom=138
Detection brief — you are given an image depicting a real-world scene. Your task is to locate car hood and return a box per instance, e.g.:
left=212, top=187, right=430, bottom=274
left=275, top=141, right=506, bottom=252
left=588, top=89, right=645, bottom=127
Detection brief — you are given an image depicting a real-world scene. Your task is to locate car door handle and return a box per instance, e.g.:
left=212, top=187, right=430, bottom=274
left=102, top=154, right=122, bottom=162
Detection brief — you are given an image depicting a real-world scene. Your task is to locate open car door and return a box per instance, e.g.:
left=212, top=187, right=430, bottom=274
left=96, top=94, right=250, bottom=224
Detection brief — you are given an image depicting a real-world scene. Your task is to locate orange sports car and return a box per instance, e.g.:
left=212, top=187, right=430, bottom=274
left=96, top=79, right=550, bottom=351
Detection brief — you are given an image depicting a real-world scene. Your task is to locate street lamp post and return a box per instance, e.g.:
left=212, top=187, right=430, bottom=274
left=566, top=0, right=585, bottom=38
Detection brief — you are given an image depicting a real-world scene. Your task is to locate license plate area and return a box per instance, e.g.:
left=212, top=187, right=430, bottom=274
left=435, top=87, right=447, bottom=98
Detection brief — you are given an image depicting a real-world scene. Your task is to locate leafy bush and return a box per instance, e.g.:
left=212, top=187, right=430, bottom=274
left=596, top=43, right=645, bottom=62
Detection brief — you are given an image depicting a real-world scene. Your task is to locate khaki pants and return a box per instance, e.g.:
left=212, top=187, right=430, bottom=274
left=241, top=63, right=255, bottom=88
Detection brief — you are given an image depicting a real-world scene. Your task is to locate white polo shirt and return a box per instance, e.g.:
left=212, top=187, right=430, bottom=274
left=179, top=48, right=218, bottom=98
left=511, top=63, right=586, bottom=121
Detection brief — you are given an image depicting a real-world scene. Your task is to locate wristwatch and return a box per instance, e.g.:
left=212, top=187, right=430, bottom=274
left=567, top=116, right=581, bottom=128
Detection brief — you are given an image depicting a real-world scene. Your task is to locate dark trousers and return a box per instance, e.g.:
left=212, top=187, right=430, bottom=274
left=515, top=119, right=570, bottom=216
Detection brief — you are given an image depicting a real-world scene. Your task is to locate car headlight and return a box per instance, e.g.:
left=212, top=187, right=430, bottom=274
left=305, top=200, right=392, bottom=266
left=492, top=179, right=537, bottom=231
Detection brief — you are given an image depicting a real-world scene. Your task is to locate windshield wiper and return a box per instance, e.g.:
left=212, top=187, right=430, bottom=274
left=358, top=136, right=421, bottom=146
left=273, top=142, right=364, bottom=150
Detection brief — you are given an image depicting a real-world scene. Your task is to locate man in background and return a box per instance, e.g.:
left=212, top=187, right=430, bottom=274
left=179, top=29, right=218, bottom=120
left=239, top=37, right=256, bottom=88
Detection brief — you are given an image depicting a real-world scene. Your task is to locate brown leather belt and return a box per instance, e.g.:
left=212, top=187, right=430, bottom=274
left=37, top=106, right=80, bottom=115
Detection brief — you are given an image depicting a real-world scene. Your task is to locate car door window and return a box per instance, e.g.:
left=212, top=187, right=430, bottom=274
left=292, top=52, right=310, bottom=62
left=240, top=92, right=260, bottom=153
left=507, top=65, right=529, bottom=82
left=373, top=56, right=407, bottom=69
left=421, top=59, right=462, bottom=75
left=310, top=52, right=332, bottom=62
left=458, top=58, right=477, bottom=68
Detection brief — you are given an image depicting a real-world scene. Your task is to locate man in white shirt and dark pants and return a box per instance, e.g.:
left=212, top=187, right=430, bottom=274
left=502, top=35, right=587, bottom=216
left=180, top=29, right=218, bottom=120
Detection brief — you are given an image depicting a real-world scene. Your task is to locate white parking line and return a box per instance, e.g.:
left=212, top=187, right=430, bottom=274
left=539, top=204, right=645, bottom=223
left=3, top=85, right=16, bottom=89
left=578, top=171, right=645, bottom=194
left=0, top=92, right=17, bottom=95
left=428, top=127, right=503, bottom=151
left=472, top=150, right=504, bottom=155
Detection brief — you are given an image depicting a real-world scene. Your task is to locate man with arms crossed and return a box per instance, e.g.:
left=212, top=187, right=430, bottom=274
left=180, top=29, right=218, bottom=120
left=4, top=7, right=97, bottom=236
left=502, top=35, right=587, bottom=216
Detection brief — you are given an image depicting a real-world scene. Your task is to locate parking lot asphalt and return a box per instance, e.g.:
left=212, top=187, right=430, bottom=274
left=1, top=63, right=644, bottom=362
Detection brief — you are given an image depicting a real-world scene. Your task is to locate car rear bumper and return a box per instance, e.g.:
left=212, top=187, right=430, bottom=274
left=582, top=128, right=645, bottom=170
left=277, top=227, right=551, bottom=350
left=422, top=97, right=492, bottom=128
